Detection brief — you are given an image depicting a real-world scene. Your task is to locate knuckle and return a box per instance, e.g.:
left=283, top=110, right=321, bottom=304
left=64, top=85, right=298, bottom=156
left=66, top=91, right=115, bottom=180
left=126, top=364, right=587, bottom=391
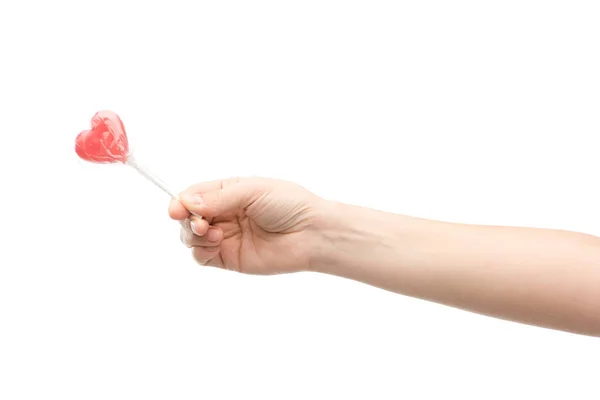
left=226, top=176, right=242, bottom=186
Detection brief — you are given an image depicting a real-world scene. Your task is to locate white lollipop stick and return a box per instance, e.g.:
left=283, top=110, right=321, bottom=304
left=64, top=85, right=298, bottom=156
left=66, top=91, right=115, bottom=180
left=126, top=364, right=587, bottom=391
left=126, top=154, right=178, bottom=198
left=125, top=154, right=203, bottom=219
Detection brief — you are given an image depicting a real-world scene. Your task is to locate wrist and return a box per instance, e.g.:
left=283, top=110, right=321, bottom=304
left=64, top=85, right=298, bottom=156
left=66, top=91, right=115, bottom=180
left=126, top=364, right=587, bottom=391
left=310, top=199, right=407, bottom=276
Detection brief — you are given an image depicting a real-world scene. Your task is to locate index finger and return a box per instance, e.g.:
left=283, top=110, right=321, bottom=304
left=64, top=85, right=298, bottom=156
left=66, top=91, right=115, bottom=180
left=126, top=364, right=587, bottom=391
left=170, top=177, right=242, bottom=221
left=179, top=177, right=243, bottom=197
left=168, top=196, right=190, bottom=220
left=169, top=181, right=223, bottom=220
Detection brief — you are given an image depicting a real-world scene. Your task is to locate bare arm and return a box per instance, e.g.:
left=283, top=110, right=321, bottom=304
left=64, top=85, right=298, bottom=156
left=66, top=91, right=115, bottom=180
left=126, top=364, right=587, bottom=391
left=172, top=177, right=600, bottom=337
left=312, top=201, right=600, bottom=337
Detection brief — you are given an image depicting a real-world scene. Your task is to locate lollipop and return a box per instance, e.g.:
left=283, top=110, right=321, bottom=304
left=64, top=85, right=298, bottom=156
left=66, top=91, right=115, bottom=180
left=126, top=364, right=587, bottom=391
left=75, top=110, right=194, bottom=212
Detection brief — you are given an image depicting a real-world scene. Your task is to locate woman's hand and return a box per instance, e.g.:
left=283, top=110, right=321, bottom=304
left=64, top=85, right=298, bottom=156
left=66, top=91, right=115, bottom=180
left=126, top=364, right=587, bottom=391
left=168, top=176, right=325, bottom=274
left=169, top=175, right=600, bottom=337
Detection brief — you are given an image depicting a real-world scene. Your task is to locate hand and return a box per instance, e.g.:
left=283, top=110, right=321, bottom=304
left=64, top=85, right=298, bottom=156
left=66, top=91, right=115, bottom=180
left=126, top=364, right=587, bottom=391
left=168, top=176, right=600, bottom=336
left=168, top=176, right=325, bottom=274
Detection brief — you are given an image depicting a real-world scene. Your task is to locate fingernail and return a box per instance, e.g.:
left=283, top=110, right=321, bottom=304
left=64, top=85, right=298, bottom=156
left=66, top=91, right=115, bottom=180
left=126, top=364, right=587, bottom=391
left=207, top=228, right=221, bottom=242
left=181, top=193, right=204, bottom=205
left=190, top=220, right=198, bottom=234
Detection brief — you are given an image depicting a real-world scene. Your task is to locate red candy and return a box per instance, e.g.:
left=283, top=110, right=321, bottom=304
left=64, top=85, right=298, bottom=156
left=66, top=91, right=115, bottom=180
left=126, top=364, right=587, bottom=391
left=75, top=110, right=130, bottom=163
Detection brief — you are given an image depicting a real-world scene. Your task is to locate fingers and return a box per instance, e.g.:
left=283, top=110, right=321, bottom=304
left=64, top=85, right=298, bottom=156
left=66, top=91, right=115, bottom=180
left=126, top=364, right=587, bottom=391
left=169, top=177, right=245, bottom=221
left=168, top=197, right=190, bottom=220
left=171, top=177, right=266, bottom=271
left=179, top=223, right=224, bottom=269
left=192, top=246, right=223, bottom=268
left=179, top=180, right=262, bottom=219
left=187, top=216, right=210, bottom=236
left=180, top=179, right=236, bottom=196
left=180, top=224, right=223, bottom=247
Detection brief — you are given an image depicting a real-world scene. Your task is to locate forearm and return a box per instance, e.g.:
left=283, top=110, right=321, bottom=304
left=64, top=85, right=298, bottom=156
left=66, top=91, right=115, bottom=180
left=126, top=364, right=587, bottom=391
left=313, top=201, right=600, bottom=337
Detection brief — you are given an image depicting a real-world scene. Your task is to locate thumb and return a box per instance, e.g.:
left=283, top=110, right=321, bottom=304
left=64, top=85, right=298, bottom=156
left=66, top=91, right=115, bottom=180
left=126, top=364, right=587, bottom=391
left=179, top=182, right=259, bottom=219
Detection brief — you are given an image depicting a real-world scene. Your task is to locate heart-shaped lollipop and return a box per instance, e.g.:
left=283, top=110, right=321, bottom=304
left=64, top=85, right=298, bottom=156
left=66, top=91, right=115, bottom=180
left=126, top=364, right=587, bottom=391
left=75, top=110, right=203, bottom=219
left=75, top=110, right=187, bottom=203
left=75, top=110, right=130, bottom=163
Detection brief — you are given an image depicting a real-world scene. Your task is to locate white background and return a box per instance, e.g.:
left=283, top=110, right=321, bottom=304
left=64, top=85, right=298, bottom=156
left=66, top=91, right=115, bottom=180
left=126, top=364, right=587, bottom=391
left=1, top=1, right=599, bottom=398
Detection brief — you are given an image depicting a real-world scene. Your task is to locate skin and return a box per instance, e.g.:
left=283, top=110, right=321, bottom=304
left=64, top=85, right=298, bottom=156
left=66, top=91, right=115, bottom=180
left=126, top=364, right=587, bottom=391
left=168, top=176, right=600, bottom=337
